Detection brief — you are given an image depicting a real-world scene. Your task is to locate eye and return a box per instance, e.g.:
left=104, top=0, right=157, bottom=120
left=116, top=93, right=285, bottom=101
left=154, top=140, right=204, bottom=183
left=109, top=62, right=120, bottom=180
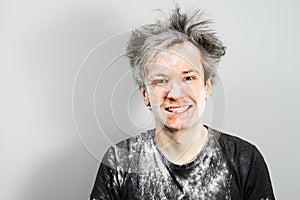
left=152, top=79, right=168, bottom=85
left=183, top=76, right=196, bottom=81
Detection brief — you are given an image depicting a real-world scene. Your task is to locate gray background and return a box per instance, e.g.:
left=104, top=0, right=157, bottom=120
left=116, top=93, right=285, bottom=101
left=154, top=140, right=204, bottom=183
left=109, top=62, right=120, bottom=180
left=1, top=0, right=300, bottom=199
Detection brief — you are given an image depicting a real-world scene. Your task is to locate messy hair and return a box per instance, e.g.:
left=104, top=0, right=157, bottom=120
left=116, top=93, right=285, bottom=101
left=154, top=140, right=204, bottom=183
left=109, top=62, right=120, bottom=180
left=126, top=6, right=226, bottom=86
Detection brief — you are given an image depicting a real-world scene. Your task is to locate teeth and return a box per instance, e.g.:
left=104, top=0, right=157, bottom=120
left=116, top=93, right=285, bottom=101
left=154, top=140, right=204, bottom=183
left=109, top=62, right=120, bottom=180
left=166, top=106, right=190, bottom=113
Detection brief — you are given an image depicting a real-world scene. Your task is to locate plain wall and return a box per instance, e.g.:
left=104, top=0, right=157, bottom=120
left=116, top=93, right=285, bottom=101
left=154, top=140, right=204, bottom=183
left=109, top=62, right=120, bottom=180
left=1, top=0, right=300, bottom=199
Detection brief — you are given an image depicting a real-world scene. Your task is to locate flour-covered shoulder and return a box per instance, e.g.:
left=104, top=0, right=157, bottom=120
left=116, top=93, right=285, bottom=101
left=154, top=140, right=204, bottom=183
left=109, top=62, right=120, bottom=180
left=89, top=130, right=156, bottom=200
left=100, top=129, right=155, bottom=170
left=216, top=129, right=275, bottom=200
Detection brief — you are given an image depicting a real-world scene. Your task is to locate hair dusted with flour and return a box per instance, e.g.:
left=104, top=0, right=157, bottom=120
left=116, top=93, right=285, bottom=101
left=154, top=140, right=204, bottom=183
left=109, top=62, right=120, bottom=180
left=126, top=6, right=226, bottom=86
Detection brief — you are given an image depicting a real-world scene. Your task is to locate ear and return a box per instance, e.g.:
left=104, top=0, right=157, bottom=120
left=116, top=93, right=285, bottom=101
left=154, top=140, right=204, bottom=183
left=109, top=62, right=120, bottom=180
left=204, top=79, right=212, bottom=101
left=139, top=85, right=150, bottom=106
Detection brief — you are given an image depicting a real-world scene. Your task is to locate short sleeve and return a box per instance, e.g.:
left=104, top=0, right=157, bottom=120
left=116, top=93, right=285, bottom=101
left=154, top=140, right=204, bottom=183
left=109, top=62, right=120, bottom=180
left=243, top=146, right=275, bottom=200
left=89, top=147, right=122, bottom=200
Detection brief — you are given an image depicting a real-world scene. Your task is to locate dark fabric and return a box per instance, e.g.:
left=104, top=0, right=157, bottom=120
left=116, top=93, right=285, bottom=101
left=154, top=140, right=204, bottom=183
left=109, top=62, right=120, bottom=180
left=90, top=127, right=275, bottom=200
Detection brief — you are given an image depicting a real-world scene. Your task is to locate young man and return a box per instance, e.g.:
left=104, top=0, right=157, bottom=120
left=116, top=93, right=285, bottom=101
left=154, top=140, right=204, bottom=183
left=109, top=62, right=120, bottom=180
left=90, top=7, right=275, bottom=199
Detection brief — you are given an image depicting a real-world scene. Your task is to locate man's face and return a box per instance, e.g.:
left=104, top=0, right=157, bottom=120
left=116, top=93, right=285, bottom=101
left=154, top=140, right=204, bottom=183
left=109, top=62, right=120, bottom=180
left=140, top=42, right=211, bottom=131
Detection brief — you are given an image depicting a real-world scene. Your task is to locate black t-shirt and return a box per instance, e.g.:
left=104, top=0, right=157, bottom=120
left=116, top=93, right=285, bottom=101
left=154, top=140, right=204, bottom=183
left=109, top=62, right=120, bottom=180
left=90, top=127, right=275, bottom=199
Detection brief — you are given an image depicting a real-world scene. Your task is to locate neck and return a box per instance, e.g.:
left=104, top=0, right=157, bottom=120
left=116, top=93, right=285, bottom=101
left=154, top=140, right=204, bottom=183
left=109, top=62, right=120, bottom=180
left=155, top=121, right=208, bottom=165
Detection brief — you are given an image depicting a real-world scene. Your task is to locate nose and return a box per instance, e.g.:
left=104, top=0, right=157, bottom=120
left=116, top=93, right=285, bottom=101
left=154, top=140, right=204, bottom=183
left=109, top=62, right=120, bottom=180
left=166, top=81, right=184, bottom=100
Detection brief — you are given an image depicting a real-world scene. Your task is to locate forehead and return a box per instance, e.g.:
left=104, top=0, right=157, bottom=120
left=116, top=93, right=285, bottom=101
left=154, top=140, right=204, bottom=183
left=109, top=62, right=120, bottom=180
left=149, top=42, right=203, bottom=75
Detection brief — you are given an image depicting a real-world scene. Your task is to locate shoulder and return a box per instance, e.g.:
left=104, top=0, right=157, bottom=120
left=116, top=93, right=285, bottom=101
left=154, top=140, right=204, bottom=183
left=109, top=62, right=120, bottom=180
left=209, top=127, right=274, bottom=199
left=101, top=129, right=155, bottom=169
left=215, top=128, right=255, bottom=150
left=211, top=128, right=262, bottom=162
left=114, top=129, right=155, bottom=151
left=210, top=127, right=267, bottom=178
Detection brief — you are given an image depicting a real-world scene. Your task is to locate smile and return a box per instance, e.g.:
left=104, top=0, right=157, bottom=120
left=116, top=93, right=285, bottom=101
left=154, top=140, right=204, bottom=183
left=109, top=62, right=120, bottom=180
left=165, top=105, right=192, bottom=113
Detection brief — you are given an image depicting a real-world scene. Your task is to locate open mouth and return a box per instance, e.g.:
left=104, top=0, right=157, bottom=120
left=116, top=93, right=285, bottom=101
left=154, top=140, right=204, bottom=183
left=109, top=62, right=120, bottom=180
left=165, top=105, right=192, bottom=114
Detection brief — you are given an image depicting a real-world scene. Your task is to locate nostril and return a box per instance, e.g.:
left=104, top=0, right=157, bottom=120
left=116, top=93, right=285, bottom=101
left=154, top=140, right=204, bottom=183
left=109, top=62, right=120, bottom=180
left=166, top=90, right=178, bottom=99
left=166, top=85, right=183, bottom=99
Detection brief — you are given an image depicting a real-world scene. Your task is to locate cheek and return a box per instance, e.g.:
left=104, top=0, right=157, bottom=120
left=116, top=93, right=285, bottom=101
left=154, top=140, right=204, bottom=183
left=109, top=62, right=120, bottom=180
left=187, top=84, right=206, bottom=100
left=196, top=92, right=206, bottom=109
left=147, top=88, right=167, bottom=103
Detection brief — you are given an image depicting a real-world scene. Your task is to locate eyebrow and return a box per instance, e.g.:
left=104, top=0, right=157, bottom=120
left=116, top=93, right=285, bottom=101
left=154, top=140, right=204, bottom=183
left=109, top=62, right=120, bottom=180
left=182, top=69, right=200, bottom=74
left=148, top=68, right=201, bottom=79
left=149, top=73, right=167, bottom=79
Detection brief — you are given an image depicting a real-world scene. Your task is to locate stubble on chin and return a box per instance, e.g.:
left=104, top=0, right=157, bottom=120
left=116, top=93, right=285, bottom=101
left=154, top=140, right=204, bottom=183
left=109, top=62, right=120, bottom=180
left=162, top=124, right=179, bottom=133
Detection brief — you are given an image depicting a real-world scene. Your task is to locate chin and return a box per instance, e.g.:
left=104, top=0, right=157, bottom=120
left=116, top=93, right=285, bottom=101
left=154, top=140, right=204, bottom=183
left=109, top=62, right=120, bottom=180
left=163, top=125, right=180, bottom=133
left=162, top=122, right=190, bottom=132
